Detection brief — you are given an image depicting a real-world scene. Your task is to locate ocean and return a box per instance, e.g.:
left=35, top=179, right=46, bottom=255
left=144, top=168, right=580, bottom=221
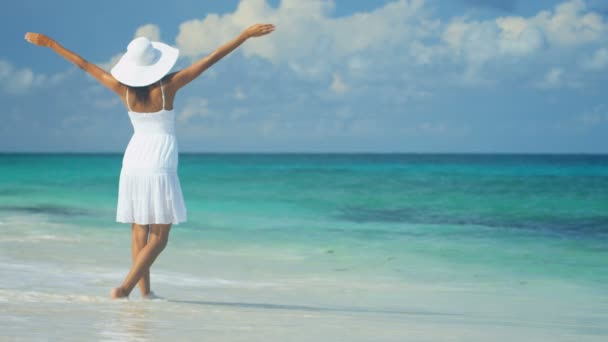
left=1, top=153, right=607, bottom=341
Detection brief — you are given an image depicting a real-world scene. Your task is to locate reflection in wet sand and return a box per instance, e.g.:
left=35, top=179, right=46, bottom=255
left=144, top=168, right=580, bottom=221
left=99, top=301, right=151, bottom=341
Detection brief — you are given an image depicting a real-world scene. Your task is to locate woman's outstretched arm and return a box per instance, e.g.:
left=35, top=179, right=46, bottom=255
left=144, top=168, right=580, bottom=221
left=24, top=32, right=124, bottom=96
left=166, top=23, right=275, bottom=92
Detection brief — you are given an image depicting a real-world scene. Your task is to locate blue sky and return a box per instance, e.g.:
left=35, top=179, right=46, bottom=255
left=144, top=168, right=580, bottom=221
left=1, top=0, right=607, bottom=153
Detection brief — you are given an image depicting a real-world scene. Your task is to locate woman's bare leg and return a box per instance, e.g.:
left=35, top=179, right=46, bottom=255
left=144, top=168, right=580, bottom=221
left=111, top=223, right=171, bottom=299
left=131, top=223, right=151, bottom=296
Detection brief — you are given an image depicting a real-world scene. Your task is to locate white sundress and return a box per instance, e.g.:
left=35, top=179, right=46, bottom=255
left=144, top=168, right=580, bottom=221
left=116, top=79, right=187, bottom=225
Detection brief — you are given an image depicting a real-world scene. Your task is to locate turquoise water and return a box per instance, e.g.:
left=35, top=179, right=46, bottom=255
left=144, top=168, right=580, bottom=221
left=1, top=153, right=607, bottom=340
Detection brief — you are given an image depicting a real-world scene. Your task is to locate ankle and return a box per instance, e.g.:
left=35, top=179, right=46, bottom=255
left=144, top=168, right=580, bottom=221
left=111, top=286, right=129, bottom=299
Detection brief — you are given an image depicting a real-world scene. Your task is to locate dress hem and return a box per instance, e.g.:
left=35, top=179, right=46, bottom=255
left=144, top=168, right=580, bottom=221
left=116, top=219, right=186, bottom=225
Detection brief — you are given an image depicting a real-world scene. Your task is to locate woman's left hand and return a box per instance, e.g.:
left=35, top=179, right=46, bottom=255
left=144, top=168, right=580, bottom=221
left=24, top=32, right=55, bottom=47
left=242, top=24, right=275, bottom=39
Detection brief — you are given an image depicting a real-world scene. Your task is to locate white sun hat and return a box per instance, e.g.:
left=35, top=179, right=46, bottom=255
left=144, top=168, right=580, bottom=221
left=111, top=36, right=179, bottom=87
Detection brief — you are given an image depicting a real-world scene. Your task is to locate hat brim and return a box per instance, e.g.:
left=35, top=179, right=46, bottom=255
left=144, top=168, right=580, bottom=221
left=110, top=41, right=179, bottom=87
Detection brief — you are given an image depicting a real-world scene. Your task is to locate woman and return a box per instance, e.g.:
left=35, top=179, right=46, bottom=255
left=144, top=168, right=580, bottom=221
left=24, top=23, right=275, bottom=299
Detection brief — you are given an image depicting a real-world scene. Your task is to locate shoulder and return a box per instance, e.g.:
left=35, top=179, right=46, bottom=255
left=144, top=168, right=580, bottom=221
left=163, top=71, right=179, bottom=85
left=162, top=72, right=180, bottom=94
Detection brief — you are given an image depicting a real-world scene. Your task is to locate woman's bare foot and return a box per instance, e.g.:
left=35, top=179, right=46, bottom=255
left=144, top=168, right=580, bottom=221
left=110, top=287, right=129, bottom=299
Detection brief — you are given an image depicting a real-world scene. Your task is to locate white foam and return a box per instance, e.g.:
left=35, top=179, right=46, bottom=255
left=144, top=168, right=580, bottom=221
left=140, top=271, right=282, bottom=289
left=0, top=234, right=81, bottom=243
left=0, top=256, right=282, bottom=294
left=0, top=289, right=108, bottom=303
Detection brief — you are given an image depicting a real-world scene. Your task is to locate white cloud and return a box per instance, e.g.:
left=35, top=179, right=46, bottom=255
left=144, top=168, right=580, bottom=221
left=176, top=0, right=273, bottom=60
left=536, top=68, right=564, bottom=88
left=577, top=105, right=608, bottom=126
left=177, top=96, right=210, bottom=123
left=98, top=53, right=123, bottom=73
left=229, top=107, right=249, bottom=121
left=0, top=59, right=41, bottom=94
left=93, top=96, right=121, bottom=109
left=535, top=0, right=604, bottom=46
left=175, top=0, right=436, bottom=74
left=534, top=66, right=587, bottom=89
left=330, top=73, right=348, bottom=94
left=135, top=24, right=161, bottom=42
left=349, top=118, right=380, bottom=135
left=335, top=106, right=352, bottom=119
left=287, top=61, right=327, bottom=80
left=347, top=57, right=368, bottom=72
left=0, top=59, right=71, bottom=95
left=442, top=0, right=605, bottom=70
left=172, top=0, right=606, bottom=89
left=496, top=17, right=546, bottom=56
left=443, top=20, right=500, bottom=66
left=260, top=119, right=277, bottom=136
left=234, top=86, right=247, bottom=100
left=578, top=112, right=604, bottom=125
left=258, top=112, right=284, bottom=136
left=582, top=47, right=608, bottom=70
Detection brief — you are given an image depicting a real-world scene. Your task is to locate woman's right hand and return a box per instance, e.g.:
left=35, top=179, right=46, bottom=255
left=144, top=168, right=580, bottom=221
left=242, top=24, right=275, bottom=39
left=24, top=32, right=55, bottom=48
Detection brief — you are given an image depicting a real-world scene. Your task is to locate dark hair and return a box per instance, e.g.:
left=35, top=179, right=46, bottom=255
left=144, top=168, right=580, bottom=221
left=132, top=85, right=151, bottom=103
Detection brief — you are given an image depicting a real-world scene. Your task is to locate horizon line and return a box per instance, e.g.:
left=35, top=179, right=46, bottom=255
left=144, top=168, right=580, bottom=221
left=1, top=151, right=607, bottom=156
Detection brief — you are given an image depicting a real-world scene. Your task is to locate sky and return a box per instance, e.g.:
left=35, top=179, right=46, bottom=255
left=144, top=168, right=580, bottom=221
left=1, top=0, right=607, bottom=153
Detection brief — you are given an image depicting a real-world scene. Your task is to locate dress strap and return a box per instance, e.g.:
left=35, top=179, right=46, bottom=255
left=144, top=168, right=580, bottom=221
left=160, top=79, right=166, bottom=110
left=126, top=87, right=132, bottom=112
